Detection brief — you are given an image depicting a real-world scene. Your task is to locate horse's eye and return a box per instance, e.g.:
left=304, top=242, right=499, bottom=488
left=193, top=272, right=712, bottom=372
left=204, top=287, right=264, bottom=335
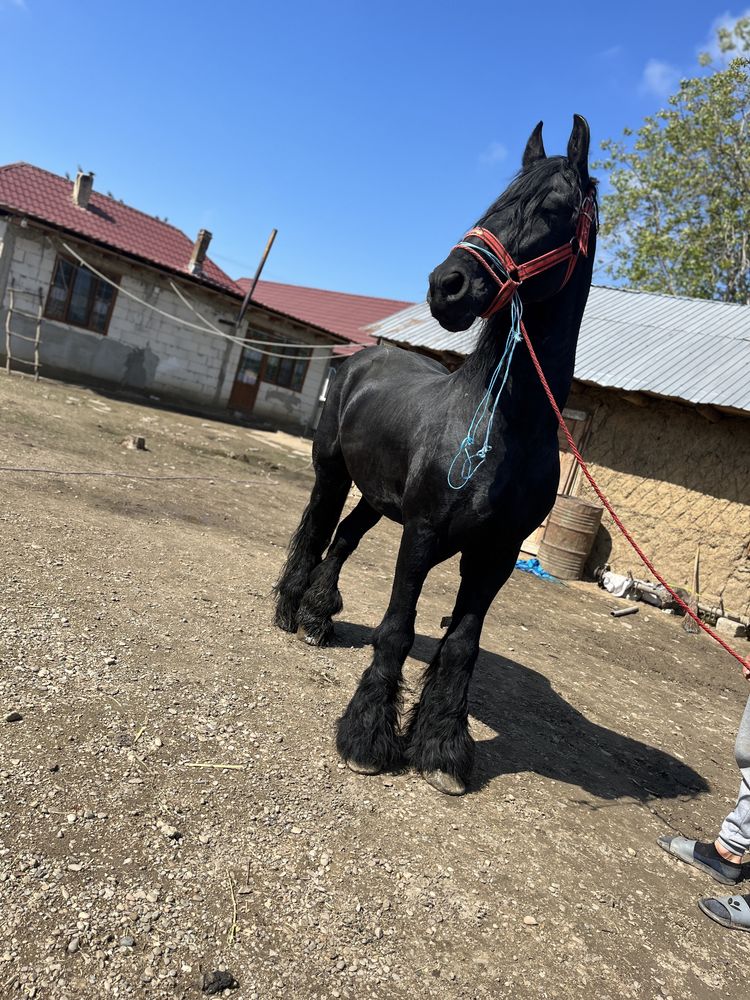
left=542, top=190, right=568, bottom=213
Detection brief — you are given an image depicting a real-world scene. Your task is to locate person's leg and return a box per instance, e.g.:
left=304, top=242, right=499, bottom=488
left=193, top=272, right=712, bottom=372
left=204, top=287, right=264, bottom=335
left=658, top=693, right=750, bottom=885
left=696, top=694, right=750, bottom=929
left=716, top=693, right=750, bottom=859
left=658, top=834, right=744, bottom=885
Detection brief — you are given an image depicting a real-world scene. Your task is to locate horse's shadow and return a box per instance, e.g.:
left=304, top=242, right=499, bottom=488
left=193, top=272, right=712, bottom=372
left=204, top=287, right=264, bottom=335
left=331, top=620, right=709, bottom=802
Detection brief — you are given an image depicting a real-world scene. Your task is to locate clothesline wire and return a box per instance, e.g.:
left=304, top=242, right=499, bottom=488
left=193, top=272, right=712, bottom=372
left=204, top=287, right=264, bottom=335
left=49, top=239, right=341, bottom=361
left=0, top=464, right=279, bottom=485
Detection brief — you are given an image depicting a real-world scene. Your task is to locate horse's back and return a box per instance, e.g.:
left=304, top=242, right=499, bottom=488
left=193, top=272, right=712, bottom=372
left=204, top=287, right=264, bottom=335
left=313, top=345, right=449, bottom=515
left=339, top=344, right=449, bottom=384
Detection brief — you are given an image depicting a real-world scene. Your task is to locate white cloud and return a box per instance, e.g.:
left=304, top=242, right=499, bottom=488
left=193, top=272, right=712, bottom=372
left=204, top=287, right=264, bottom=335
left=597, top=45, right=623, bottom=61
left=478, top=142, right=508, bottom=167
left=635, top=12, right=748, bottom=103
left=639, top=58, right=680, bottom=98
left=700, top=8, right=750, bottom=64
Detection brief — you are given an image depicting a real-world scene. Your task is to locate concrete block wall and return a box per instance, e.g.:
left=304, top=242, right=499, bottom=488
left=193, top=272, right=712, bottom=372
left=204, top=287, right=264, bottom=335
left=0, top=218, right=15, bottom=317
left=0, top=220, right=341, bottom=431
left=224, top=307, right=341, bottom=432
left=251, top=352, right=330, bottom=431
left=0, top=223, right=243, bottom=407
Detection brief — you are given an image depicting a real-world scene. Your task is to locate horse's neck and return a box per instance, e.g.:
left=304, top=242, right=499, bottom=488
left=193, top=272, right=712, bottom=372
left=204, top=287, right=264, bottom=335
left=457, top=264, right=593, bottom=437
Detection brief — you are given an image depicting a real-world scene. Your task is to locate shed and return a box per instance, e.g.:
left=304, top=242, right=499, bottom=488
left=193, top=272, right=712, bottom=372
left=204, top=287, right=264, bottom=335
left=368, top=287, right=750, bottom=617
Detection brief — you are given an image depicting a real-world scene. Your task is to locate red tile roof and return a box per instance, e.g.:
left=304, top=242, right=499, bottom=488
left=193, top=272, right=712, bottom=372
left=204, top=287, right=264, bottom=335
left=236, top=278, right=411, bottom=354
left=0, top=162, right=240, bottom=296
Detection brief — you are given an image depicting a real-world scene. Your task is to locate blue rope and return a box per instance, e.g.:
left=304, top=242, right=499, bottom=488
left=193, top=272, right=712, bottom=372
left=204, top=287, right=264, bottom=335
left=447, top=268, right=523, bottom=491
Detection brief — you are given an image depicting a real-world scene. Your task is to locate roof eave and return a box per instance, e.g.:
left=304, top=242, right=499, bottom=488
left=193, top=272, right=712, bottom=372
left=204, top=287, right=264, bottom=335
left=573, top=378, right=750, bottom=420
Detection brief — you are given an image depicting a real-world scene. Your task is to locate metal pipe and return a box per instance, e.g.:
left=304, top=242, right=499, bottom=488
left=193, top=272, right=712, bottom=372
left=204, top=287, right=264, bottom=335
left=610, top=605, right=640, bottom=618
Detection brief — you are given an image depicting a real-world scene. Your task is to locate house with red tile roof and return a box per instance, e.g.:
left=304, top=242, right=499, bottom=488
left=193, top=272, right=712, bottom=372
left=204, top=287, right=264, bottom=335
left=0, top=162, right=386, bottom=429
left=230, top=278, right=411, bottom=426
left=235, top=278, right=411, bottom=357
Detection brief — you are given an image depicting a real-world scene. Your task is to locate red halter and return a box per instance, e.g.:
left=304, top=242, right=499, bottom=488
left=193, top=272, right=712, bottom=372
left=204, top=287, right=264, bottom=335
left=453, top=185, right=597, bottom=319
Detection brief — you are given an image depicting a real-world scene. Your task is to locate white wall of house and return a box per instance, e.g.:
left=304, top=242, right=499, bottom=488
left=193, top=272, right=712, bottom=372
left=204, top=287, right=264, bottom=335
left=250, top=353, right=330, bottom=430
left=0, top=220, right=243, bottom=408
left=0, top=219, right=339, bottom=429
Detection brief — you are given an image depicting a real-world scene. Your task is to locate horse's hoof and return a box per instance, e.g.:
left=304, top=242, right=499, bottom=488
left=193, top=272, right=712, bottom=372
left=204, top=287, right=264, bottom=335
left=346, top=760, right=382, bottom=776
left=296, top=627, right=322, bottom=646
left=295, top=625, right=332, bottom=647
left=424, top=770, right=466, bottom=796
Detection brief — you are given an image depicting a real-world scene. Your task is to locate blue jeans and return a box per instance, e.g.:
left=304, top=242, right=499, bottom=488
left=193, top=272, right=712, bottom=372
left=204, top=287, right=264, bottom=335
left=718, top=693, right=750, bottom=857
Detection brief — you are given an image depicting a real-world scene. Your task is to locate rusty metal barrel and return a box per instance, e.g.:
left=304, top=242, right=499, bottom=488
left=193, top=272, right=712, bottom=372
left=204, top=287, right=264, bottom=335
left=538, top=494, right=604, bottom=580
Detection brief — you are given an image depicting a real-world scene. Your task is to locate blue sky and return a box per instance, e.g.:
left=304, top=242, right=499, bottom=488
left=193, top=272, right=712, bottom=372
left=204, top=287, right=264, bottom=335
left=0, top=1, right=744, bottom=301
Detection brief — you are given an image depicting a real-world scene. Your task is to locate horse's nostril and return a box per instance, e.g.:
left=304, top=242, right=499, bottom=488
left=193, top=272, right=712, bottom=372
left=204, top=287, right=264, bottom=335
left=441, top=271, right=467, bottom=299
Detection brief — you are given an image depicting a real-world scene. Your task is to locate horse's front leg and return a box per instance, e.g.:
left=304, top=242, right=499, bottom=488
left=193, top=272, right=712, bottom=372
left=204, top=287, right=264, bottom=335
left=336, top=520, right=436, bottom=774
left=405, top=544, right=517, bottom=795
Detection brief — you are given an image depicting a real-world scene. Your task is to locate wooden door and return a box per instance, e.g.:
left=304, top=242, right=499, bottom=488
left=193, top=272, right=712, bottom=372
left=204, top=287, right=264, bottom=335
left=228, top=344, right=266, bottom=414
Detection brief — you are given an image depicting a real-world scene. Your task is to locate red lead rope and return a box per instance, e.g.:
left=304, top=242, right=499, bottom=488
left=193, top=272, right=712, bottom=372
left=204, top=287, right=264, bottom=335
left=520, top=320, right=750, bottom=672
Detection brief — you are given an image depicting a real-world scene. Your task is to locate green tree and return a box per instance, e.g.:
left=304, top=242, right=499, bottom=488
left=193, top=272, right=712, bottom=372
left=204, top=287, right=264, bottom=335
left=596, top=50, right=750, bottom=303
left=707, top=14, right=750, bottom=62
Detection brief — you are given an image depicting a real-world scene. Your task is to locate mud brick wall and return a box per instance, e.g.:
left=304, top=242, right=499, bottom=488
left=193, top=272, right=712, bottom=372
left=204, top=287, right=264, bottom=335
left=567, top=384, right=750, bottom=618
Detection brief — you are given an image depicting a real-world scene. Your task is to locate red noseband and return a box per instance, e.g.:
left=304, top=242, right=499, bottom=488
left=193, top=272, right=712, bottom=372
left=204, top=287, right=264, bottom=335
left=453, top=185, right=597, bottom=318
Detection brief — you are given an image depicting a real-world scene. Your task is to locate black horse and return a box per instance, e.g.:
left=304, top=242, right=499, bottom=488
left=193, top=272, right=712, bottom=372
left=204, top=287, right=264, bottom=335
left=274, top=116, right=597, bottom=795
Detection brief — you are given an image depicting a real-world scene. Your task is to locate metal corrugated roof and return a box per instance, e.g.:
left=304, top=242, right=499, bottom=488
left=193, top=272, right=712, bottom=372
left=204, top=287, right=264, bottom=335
left=369, top=300, right=479, bottom=354
left=368, top=285, right=750, bottom=413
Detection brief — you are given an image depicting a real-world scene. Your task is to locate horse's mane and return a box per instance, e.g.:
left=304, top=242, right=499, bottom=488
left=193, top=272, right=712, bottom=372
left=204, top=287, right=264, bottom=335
left=479, top=156, right=598, bottom=240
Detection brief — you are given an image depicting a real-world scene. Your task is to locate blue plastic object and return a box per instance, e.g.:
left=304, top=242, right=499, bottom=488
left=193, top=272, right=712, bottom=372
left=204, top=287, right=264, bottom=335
left=514, top=557, right=560, bottom=582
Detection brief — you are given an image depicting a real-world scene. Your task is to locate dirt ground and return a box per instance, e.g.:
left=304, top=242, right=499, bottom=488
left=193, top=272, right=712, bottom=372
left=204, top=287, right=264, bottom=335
left=1, top=373, right=750, bottom=1000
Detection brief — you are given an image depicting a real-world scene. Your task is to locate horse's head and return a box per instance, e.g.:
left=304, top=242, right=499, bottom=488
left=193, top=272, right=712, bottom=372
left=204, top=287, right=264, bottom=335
left=428, top=115, right=594, bottom=333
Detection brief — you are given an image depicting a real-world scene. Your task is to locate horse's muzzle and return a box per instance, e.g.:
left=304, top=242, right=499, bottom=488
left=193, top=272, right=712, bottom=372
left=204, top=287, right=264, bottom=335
left=428, top=262, right=476, bottom=331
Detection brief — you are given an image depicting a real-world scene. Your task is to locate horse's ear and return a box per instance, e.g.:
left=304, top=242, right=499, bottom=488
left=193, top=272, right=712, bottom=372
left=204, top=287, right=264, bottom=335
left=567, top=114, right=590, bottom=183
left=522, top=121, right=546, bottom=170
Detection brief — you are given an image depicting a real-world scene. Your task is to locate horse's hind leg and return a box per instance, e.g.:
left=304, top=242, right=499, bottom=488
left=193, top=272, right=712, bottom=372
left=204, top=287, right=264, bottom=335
left=273, top=458, right=351, bottom=633
left=297, top=498, right=382, bottom=646
left=404, top=544, right=517, bottom=795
